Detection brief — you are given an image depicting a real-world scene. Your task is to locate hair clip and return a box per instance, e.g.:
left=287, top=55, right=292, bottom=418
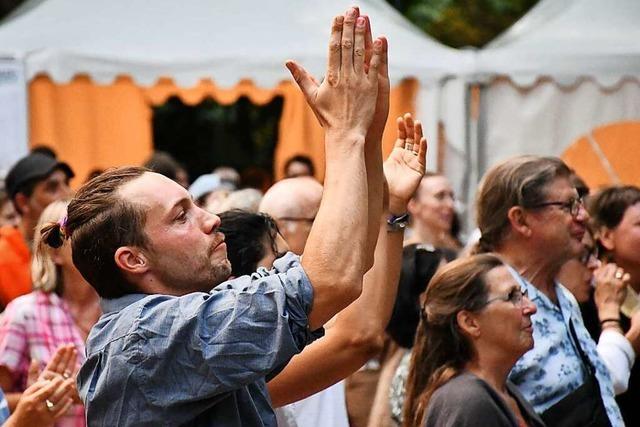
left=58, top=216, right=69, bottom=240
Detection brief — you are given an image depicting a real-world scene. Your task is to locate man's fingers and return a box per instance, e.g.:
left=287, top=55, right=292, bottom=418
left=404, top=113, right=415, bottom=142
left=396, top=117, right=406, bottom=147
left=414, top=120, right=424, bottom=142
left=368, top=38, right=383, bottom=85
left=327, top=15, right=344, bottom=83
left=376, top=37, right=389, bottom=81
left=353, top=16, right=367, bottom=74
left=363, top=15, right=373, bottom=72
left=341, top=7, right=358, bottom=73
left=417, top=137, right=428, bottom=167
left=286, top=61, right=318, bottom=101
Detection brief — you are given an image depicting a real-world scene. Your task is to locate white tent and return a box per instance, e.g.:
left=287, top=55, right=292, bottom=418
left=0, top=0, right=474, bottom=172
left=470, top=0, right=640, bottom=194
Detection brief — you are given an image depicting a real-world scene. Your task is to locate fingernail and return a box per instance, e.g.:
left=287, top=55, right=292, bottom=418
left=356, top=17, right=365, bottom=27
left=348, top=8, right=357, bottom=17
left=374, top=39, right=382, bottom=47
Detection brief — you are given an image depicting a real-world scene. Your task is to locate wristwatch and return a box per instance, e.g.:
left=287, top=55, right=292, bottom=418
left=387, top=213, right=410, bottom=232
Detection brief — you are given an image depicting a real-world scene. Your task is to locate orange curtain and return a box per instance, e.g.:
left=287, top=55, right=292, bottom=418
left=29, top=75, right=418, bottom=185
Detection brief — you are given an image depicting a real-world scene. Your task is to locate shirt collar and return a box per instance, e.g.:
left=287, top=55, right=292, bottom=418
left=100, top=293, right=148, bottom=314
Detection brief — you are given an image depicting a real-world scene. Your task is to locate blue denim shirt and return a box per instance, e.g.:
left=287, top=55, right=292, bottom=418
left=507, top=267, right=624, bottom=427
left=78, top=253, right=323, bottom=427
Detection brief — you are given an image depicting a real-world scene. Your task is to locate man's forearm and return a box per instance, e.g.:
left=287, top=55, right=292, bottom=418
left=363, top=138, right=384, bottom=273
left=303, top=132, right=369, bottom=329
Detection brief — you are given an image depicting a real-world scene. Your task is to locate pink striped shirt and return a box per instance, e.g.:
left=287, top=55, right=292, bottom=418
left=0, top=290, right=87, bottom=427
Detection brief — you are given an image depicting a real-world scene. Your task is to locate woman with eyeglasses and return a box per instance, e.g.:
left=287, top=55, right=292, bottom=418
left=588, top=185, right=640, bottom=426
left=557, top=226, right=640, bottom=396
left=402, top=254, right=543, bottom=427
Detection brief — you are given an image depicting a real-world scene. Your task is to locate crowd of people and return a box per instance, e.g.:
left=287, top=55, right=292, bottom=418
left=0, top=6, right=638, bottom=427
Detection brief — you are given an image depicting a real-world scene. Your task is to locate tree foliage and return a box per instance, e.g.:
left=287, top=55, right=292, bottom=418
left=387, top=0, right=539, bottom=48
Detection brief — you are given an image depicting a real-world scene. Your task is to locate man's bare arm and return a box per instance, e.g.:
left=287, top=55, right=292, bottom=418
left=287, top=8, right=384, bottom=330
left=268, top=115, right=427, bottom=406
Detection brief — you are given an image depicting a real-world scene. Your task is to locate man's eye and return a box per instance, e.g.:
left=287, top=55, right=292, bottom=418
left=175, top=211, right=187, bottom=222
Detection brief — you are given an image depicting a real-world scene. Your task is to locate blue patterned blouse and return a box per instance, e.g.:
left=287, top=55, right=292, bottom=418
left=0, top=389, right=9, bottom=424
left=507, top=267, right=624, bottom=427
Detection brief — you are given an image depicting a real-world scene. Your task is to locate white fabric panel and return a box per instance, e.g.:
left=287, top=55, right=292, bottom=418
left=476, top=0, right=640, bottom=87
left=0, top=0, right=473, bottom=87
left=0, top=58, right=28, bottom=176
left=481, top=78, right=640, bottom=170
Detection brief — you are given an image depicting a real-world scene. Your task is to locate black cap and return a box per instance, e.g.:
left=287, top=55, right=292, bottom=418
left=5, top=153, right=74, bottom=199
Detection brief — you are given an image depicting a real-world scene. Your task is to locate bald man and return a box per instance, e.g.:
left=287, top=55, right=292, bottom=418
left=259, top=177, right=323, bottom=255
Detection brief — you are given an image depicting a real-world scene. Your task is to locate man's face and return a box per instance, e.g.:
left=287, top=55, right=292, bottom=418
left=525, top=177, right=588, bottom=264
left=22, top=169, right=72, bottom=222
left=119, top=172, right=231, bottom=294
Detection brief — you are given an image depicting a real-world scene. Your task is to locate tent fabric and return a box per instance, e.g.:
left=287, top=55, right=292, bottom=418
left=29, top=75, right=418, bottom=185
left=477, top=77, right=640, bottom=187
left=476, top=0, right=640, bottom=88
left=562, top=121, right=640, bottom=189
left=0, top=0, right=473, bottom=87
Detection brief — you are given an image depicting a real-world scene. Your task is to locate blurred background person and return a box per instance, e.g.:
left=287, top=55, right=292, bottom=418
left=188, top=173, right=235, bottom=213
left=367, top=244, right=444, bottom=427
left=212, top=166, right=241, bottom=190
left=588, top=185, right=640, bottom=425
left=218, top=188, right=263, bottom=213
left=403, top=254, right=542, bottom=427
left=0, top=190, right=19, bottom=229
left=0, top=200, right=100, bottom=426
left=284, top=155, right=315, bottom=179
left=259, top=177, right=322, bottom=255
left=0, top=153, right=73, bottom=308
left=405, top=173, right=460, bottom=252
left=143, top=150, right=189, bottom=188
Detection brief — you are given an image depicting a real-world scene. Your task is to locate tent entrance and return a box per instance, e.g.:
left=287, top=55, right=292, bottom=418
left=152, top=95, right=283, bottom=190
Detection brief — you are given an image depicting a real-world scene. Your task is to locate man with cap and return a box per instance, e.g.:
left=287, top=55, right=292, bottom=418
left=0, top=153, right=73, bottom=307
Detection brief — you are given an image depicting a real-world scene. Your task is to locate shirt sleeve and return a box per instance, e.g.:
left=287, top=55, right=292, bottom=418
left=597, top=329, right=635, bottom=395
left=0, top=299, right=29, bottom=384
left=135, top=252, right=324, bottom=405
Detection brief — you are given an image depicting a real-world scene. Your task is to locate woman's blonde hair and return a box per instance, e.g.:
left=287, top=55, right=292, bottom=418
left=32, top=200, right=70, bottom=293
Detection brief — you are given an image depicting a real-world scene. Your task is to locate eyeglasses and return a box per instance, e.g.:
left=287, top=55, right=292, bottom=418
left=527, top=197, right=584, bottom=217
left=484, top=287, right=529, bottom=308
left=580, top=245, right=599, bottom=265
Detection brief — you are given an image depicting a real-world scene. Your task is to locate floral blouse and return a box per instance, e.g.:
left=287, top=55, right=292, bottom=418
left=507, top=267, right=624, bottom=427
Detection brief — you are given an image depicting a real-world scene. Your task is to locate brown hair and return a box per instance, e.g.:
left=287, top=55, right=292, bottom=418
left=475, top=156, right=571, bottom=253
left=588, top=185, right=640, bottom=259
left=40, top=167, right=150, bottom=299
left=402, top=254, right=504, bottom=427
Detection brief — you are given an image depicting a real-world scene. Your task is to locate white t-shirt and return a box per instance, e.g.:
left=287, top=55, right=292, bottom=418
left=274, top=381, right=349, bottom=427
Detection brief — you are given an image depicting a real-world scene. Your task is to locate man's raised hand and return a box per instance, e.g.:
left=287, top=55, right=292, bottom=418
left=383, top=113, right=427, bottom=212
left=286, top=7, right=383, bottom=140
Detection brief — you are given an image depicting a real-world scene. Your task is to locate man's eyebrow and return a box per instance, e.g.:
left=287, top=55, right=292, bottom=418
left=166, top=196, right=191, bottom=216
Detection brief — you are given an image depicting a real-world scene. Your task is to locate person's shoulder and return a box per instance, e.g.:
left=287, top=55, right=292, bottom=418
left=427, top=373, right=507, bottom=423
left=430, top=373, right=492, bottom=401
left=0, top=226, right=26, bottom=262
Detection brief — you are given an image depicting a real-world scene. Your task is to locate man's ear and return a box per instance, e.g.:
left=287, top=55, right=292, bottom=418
left=507, top=206, right=532, bottom=238
left=114, top=247, right=150, bottom=276
left=456, top=310, right=481, bottom=339
left=13, top=193, right=29, bottom=217
left=598, top=226, right=616, bottom=252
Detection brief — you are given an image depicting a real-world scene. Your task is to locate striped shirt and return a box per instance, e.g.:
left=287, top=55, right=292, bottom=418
left=0, top=290, right=87, bottom=427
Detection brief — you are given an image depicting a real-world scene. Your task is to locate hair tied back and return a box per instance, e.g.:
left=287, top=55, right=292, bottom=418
left=41, top=216, right=69, bottom=249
